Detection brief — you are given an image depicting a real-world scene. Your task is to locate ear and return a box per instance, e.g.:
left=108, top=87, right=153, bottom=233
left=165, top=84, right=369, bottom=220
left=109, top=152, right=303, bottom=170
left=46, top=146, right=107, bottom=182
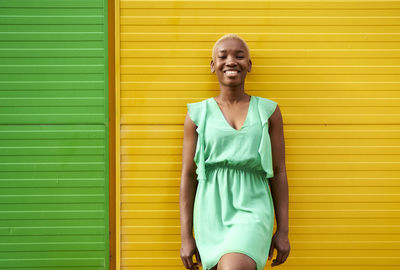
left=248, top=59, right=252, bottom=73
left=210, top=59, right=215, bottom=73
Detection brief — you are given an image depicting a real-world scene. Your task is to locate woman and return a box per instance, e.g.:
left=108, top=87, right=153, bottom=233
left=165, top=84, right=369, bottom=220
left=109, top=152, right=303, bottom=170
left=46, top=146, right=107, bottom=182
left=180, top=34, right=290, bottom=270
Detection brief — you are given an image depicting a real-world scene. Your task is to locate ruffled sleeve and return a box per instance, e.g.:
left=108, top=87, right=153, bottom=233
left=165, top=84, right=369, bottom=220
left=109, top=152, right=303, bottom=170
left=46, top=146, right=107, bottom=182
left=186, top=100, right=207, bottom=182
left=256, top=97, right=278, bottom=179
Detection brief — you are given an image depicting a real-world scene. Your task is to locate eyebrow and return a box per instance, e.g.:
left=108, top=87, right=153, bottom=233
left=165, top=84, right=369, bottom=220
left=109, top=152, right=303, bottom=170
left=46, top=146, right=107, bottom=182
left=218, top=49, right=245, bottom=53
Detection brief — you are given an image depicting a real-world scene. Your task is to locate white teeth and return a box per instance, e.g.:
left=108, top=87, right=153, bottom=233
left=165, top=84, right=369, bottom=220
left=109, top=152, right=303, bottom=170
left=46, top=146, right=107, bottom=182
left=225, top=70, right=238, bottom=76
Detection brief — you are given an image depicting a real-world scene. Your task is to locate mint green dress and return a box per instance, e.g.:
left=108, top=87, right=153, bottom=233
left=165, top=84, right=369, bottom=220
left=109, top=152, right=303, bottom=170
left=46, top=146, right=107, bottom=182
left=186, top=95, right=278, bottom=270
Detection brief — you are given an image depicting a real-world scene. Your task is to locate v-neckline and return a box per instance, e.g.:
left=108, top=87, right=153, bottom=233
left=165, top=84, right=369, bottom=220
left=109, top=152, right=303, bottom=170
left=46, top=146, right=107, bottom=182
left=211, top=95, right=253, bottom=132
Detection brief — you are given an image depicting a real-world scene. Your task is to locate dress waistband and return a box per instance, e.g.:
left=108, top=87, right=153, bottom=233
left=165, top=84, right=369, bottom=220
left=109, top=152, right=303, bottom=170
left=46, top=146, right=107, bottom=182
left=205, top=163, right=267, bottom=176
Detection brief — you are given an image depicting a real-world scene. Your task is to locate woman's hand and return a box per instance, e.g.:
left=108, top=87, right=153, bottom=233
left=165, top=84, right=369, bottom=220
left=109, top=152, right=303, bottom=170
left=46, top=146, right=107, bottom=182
left=268, top=230, right=291, bottom=267
left=180, top=236, right=202, bottom=270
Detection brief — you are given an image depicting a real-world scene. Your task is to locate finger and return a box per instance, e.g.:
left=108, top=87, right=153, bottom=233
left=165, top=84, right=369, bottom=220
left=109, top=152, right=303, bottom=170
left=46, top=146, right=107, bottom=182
left=277, top=249, right=284, bottom=264
left=268, top=242, right=275, bottom=260
left=188, top=255, right=195, bottom=269
left=281, top=249, right=290, bottom=264
left=271, top=250, right=284, bottom=267
left=184, top=257, right=190, bottom=269
left=195, top=248, right=202, bottom=266
left=271, top=252, right=279, bottom=266
left=185, top=256, right=194, bottom=269
left=183, top=257, right=189, bottom=269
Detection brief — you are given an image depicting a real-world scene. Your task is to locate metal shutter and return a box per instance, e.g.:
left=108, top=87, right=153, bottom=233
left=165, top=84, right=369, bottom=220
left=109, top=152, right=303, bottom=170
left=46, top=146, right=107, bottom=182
left=115, top=1, right=400, bottom=269
left=0, top=0, right=110, bottom=269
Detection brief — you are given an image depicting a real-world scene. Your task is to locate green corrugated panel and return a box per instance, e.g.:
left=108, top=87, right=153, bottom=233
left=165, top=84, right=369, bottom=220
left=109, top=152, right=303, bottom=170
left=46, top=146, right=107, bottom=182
left=0, top=0, right=109, bottom=269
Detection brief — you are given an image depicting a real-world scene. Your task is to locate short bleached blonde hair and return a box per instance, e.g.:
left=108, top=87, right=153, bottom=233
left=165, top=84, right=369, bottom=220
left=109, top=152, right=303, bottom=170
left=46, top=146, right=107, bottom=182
left=212, top=33, right=250, bottom=61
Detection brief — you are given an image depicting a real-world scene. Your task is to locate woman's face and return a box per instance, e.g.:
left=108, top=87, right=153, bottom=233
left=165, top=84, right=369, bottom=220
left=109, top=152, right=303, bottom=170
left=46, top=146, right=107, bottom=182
left=210, top=38, right=252, bottom=87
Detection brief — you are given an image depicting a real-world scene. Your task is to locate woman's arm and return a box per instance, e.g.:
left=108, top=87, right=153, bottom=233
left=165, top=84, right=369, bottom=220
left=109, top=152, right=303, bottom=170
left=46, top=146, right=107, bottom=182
left=179, top=111, right=202, bottom=269
left=269, top=104, right=289, bottom=233
left=267, top=104, right=291, bottom=267
left=180, top=111, right=198, bottom=240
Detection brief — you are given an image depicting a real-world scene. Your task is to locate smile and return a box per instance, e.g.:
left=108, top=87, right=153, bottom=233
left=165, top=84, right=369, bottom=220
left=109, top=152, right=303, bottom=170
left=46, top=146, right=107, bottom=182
left=224, top=70, right=240, bottom=76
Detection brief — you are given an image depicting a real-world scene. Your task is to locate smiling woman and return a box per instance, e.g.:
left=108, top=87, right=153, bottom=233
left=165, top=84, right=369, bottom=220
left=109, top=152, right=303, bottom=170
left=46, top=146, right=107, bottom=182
left=210, top=34, right=252, bottom=90
left=180, top=34, right=290, bottom=270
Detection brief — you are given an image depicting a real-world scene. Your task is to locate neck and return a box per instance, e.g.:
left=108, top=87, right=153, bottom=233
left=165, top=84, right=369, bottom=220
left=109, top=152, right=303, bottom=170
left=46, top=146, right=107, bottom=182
left=217, top=84, right=249, bottom=103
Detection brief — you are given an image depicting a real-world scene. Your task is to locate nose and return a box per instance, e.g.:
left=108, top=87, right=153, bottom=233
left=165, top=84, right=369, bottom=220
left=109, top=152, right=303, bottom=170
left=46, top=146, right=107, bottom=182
left=226, top=55, right=237, bottom=66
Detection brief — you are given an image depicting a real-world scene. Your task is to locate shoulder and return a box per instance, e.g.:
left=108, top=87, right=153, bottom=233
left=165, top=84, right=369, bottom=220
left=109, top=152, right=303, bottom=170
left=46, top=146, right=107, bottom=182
left=253, top=95, right=278, bottom=123
left=254, top=95, right=278, bottom=107
left=186, top=98, right=208, bottom=108
left=186, top=98, right=209, bottom=114
left=186, top=98, right=209, bottom=126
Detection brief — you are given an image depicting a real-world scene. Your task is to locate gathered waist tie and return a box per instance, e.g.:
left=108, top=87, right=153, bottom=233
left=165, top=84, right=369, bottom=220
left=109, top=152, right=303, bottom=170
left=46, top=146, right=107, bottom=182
left=205, top=163, right=267, bottom=177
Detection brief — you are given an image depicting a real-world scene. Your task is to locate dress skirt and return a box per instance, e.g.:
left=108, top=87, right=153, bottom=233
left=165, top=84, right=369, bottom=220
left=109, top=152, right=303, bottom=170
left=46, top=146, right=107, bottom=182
left=193, top=164, right=275, bottom=270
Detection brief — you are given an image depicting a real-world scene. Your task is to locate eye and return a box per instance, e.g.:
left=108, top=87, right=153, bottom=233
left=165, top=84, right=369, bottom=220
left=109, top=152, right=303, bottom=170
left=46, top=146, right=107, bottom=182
left=237, top=55, right=244, bottom=58
left=218, top=56, right=226, bottom=59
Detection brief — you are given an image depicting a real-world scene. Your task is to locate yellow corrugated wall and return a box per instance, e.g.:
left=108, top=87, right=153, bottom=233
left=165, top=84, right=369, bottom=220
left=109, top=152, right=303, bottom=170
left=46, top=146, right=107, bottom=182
left=115, top=1, right=400, bottom=269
